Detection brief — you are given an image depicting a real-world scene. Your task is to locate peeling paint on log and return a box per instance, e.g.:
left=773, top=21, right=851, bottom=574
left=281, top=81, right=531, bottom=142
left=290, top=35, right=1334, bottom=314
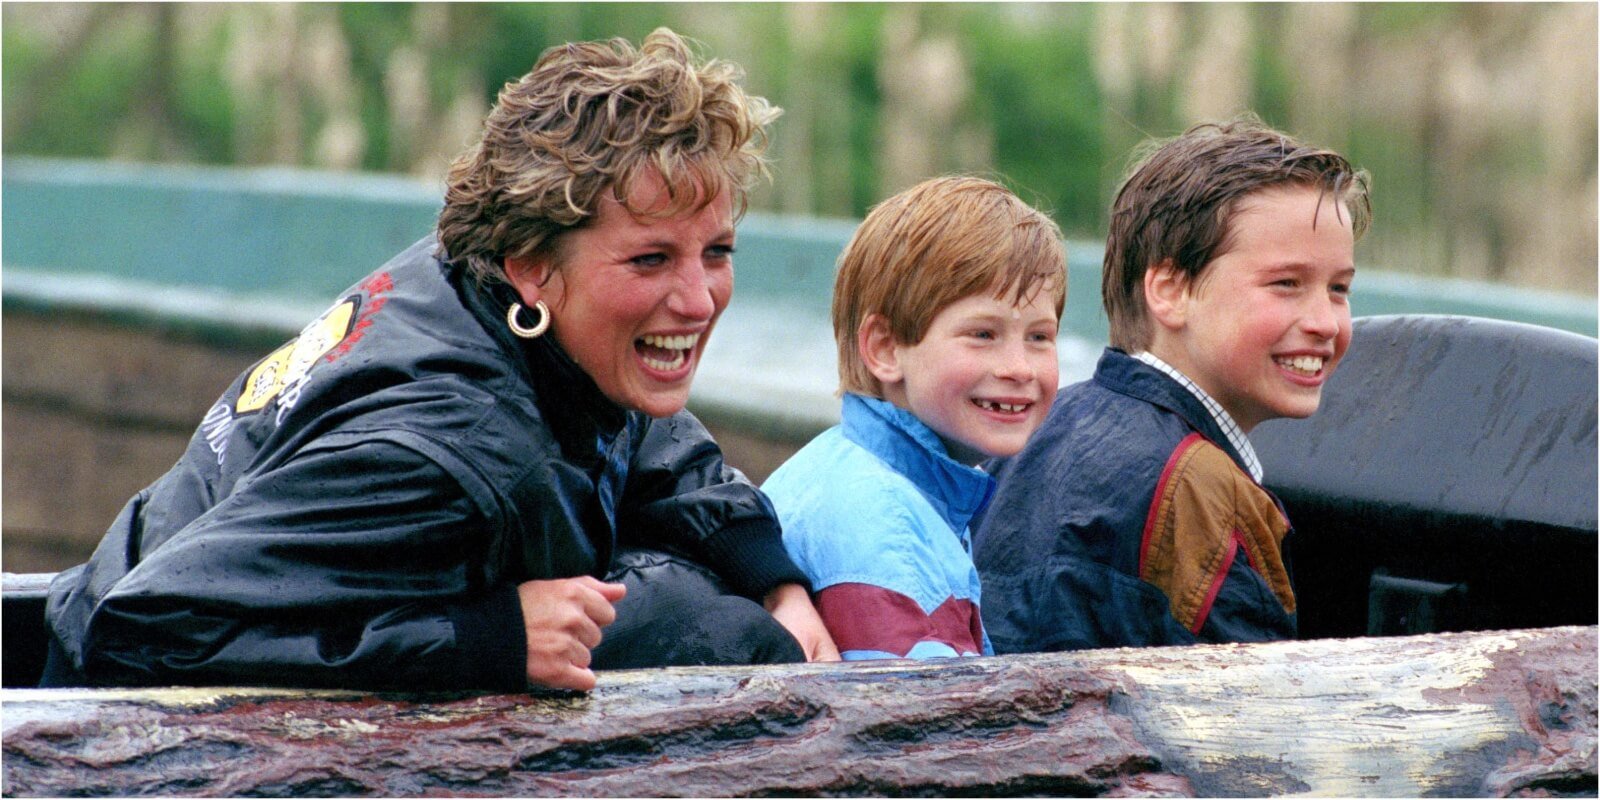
left=3, top=626, right=1594, bottom=797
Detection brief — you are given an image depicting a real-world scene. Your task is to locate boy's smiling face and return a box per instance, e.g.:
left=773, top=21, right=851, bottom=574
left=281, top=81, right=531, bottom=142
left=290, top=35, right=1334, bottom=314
left=1146, top=184, right=1356, bottom=433
left=869, top=287, right=1061, bottom=464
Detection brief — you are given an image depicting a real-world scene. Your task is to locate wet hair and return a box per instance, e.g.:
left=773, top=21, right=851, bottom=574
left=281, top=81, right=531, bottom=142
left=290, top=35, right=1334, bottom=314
left=1103, top=115, right=1372, bottom=351
left=832, top=176, right=1068, bottom=398
left=436, top=28, right=780, bottom=283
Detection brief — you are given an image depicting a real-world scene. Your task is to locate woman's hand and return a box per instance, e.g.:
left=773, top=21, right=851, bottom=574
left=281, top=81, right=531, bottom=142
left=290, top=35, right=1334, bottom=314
left=763, top=583, right=841, bottom=662
left=517, top=576, right=627, bottom=691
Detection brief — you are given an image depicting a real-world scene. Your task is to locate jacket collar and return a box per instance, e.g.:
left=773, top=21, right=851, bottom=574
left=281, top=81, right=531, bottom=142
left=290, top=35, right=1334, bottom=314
left=840, top=393, right=995, bottom=534
left=1093, top=347, right=1253, bottom=474
left=448, top=254, right=628, bottom=462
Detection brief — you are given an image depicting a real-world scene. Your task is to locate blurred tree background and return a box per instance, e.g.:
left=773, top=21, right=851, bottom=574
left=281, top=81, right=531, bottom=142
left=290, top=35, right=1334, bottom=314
left=3, top=2, right=1594, bottom=294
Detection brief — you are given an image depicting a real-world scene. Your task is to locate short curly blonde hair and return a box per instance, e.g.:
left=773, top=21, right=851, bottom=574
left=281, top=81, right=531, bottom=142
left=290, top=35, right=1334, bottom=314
left=437, top=28, right=781, bottom=283
left=833, top=176, right=1068, bottom=398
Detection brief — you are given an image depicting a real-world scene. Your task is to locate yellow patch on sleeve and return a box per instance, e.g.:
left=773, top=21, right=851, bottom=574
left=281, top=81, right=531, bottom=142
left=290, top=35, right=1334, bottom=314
left=234, top=299, right=357, bottom=414
left=236, top=341, right=296, bottom=414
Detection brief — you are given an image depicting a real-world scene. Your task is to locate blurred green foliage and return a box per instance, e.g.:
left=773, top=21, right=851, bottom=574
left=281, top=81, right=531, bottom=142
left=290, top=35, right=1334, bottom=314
left=2, top=3, right=1595, bottom=293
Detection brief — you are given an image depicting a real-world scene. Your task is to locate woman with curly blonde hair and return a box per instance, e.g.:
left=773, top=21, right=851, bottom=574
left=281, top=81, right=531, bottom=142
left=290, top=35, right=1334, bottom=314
left=44, top=28, right=837, bottom=693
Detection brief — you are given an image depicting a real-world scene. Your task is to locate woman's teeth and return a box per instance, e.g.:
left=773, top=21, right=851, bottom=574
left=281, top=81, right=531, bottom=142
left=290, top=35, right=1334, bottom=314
left=1275, top=355, right=1324, bottom=375
left=641, top=333, right=700, bottom=350
left=642, top=352, right=687, bottom=370
left=975, top=399, right=1028, bottom=413
left=639, top=333, right=699, bottom=371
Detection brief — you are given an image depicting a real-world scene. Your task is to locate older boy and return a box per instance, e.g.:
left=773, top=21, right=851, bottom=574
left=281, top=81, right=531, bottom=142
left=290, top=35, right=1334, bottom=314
left=763, top=176, right=1067, bottom=660
left=974, top=118, right=1370, bottom=652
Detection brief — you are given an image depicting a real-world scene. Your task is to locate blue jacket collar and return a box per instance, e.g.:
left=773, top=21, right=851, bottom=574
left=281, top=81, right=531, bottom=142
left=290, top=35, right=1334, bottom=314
left=840, top=393, right=995, bottom=533
left=1093, top=347, right=1252, bottom=473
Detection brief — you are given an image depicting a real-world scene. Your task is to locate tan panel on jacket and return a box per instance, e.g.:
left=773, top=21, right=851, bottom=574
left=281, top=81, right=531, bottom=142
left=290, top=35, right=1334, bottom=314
left=1138, top=434, right=1296, bottom=633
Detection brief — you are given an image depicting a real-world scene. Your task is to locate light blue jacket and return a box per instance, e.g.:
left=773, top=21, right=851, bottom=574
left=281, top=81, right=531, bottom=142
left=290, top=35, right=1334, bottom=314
left=762, top=393, right=995, bottom=660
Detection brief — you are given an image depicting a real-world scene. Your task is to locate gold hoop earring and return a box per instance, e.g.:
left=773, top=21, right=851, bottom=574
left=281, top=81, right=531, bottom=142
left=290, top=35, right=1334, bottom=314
left=507, top=301, right=550, bottom=339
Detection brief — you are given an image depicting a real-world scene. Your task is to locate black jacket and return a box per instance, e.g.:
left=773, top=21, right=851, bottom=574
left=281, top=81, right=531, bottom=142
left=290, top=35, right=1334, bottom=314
left=43, top=237, right=806, bottom=691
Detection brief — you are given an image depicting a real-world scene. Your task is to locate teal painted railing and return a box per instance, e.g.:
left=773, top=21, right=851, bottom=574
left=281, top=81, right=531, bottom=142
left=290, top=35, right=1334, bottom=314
left=6, top=157, right=1595, bottom=435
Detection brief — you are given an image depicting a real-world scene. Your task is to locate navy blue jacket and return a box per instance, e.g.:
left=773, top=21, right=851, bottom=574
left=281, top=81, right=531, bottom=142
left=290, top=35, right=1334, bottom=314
left=43, top=237, right=805, bottom=690
left=973, top=349, right=1297, bottom=653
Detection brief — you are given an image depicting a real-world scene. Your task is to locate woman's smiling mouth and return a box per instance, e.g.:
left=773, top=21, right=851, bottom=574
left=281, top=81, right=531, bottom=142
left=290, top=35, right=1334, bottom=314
left=637, top=332, right=701, bottom=372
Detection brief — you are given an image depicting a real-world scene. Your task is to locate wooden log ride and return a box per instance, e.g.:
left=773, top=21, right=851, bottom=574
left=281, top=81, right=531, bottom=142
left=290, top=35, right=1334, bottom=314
left=3, top=625, right=1594, bottom=798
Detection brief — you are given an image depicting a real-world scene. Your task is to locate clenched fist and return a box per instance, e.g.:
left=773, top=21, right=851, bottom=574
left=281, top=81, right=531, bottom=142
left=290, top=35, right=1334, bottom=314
left=517, top=576, right=627, bottom=691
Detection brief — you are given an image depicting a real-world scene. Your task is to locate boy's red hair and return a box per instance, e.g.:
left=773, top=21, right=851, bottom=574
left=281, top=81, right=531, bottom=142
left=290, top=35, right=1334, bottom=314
left=833, top=176, right=1067, bottom=398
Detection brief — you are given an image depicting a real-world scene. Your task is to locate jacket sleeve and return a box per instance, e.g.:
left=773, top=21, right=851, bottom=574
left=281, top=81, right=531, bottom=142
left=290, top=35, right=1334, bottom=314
left=1137, top=435, right=1297, bottom=642
left=1196, top=556, right=1298, bottom=643
left=812, top=583, right=973, bottom=661
left=617, top=410, right=808, bottom=599
left=51, top=437, right=528, bottom=691
left=778, top=489, right=982, bottom=661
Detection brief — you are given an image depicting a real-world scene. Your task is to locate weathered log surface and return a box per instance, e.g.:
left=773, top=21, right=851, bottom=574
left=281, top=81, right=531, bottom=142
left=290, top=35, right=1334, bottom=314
left=3, top=626, right=1594, bottom=798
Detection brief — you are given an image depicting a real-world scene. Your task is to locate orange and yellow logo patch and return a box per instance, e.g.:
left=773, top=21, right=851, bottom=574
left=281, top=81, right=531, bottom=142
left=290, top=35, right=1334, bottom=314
left=235, top=298, right=358, bottom=414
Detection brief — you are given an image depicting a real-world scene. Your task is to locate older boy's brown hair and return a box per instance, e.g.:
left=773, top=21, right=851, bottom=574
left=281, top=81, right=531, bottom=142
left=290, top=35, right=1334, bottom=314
left=1103, top=116, right=1372, bottom=351
left=833, top=176, right=1067, bottom=398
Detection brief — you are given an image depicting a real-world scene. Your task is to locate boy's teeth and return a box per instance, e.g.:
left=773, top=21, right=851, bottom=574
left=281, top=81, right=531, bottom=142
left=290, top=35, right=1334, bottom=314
left=977, top=400, right=1027, bottom=413
left=1276, top=355, right=1324, bottom=375
left=640, top=333, right=700, bottom=350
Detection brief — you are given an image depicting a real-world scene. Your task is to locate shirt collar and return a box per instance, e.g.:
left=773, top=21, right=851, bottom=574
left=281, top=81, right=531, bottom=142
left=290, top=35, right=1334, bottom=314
left=1132, top=351, right=1264, bottom=483
left=840, top=393, right=996, bottom=533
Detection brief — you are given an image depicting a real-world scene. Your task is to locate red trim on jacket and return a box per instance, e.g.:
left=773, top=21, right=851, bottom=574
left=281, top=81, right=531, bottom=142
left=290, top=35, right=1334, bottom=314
left=1191, top=532, right=1245, bottom=634
left=814, top=582, right=985, bottom=657
left=1139, top=432, right=1208, bottom=574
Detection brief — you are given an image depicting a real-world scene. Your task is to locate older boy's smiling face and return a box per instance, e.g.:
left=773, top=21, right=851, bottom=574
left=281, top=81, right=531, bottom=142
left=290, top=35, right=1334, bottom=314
left=880, top=287, right=1061, bottom=464
left=1155, top=184, right=1356, bottom=433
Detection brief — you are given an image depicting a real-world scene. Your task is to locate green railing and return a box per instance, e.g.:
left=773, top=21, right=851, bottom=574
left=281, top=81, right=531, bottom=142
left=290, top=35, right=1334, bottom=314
left=6, top=157, right=1595, bottom=435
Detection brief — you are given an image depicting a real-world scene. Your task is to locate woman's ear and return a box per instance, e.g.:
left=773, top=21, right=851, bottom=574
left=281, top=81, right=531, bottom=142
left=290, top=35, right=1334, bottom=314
left=858, top=313, right=904, bottom=386
left=1143, top=259, right=1189, bottom=332
left=504, top=255, right=555, bottom=307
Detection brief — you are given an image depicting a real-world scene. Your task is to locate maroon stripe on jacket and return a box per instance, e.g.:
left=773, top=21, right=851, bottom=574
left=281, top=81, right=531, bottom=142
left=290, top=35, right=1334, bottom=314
left=814, top=582, right=984, bottom=657
left=1191, top=532, right=1243, bottom=634
left=1139, top=432, right=1207, bottom=574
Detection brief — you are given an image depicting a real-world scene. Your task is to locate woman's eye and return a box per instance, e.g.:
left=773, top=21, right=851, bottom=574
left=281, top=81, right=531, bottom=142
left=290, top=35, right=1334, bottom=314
left=706, top=245, right=736, bottom=261
left=969, top=329, right=996, bottom=341
left=1331, top=282, right=1352, bottom=296
left=631, top=253, right=668, bottom=268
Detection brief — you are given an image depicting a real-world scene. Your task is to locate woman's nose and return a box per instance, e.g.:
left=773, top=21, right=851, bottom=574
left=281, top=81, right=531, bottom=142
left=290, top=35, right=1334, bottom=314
left=668, top=262, right=718, bottom=321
